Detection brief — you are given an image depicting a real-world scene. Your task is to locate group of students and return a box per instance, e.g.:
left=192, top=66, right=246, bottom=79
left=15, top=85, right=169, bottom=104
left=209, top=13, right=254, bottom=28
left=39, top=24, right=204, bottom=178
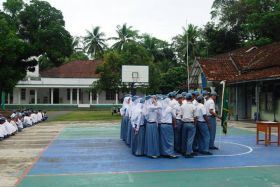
left=120, top=90, right=221, bottom=158
left=0, top=109, right=48, bottom=141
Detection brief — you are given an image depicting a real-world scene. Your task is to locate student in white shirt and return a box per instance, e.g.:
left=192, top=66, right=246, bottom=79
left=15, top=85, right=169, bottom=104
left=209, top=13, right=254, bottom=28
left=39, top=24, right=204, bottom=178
left=181, top=93, right=197, bottom=158
left=205, top=91, right=221, bottom=150
left=195, top=96, right=212, bottom=155
left=144, top=96, right=161, bottom=158
left=158, top=97, right=177, bottom=158
left=174, top=94, right=184, bottom=153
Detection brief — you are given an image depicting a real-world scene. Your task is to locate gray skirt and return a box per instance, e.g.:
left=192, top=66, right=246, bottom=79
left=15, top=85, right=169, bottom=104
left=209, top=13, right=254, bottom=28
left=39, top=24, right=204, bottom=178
left=160, top=123, right=175, bottom=156
left=132, top=125, right=145, bottom=156
left=144, top=122, right=160, bottom=157
left=126, top=119, right=132, bottom=146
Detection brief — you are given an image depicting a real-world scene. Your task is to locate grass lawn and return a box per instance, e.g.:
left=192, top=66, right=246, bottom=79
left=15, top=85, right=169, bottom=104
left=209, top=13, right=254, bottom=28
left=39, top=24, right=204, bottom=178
left=51, top=110, right=121, bottom=121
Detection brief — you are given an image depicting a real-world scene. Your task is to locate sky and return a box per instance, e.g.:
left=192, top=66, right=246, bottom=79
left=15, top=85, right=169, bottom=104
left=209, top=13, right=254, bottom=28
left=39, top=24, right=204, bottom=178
left=0, top=0, right=214, bottom=42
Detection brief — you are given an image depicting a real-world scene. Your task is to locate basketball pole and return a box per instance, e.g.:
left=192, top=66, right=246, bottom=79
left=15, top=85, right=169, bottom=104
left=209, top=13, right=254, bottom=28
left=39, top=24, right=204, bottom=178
left=186, top=19, right=190, bottom=91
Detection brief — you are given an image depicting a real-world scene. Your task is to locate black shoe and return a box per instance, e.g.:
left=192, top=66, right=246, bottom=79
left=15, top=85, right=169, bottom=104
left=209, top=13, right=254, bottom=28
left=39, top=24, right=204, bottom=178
left=150, top=156, right=158, bottom=159
left=191, top=152, right=198, bottom=156
left=210, top=146, right=219, bottom=150
left=169, top=155, right=178, bottom=159
left=193, top=149, right=199, bottom=152
left=185, top=154, right=194, bottom=158
left=199, top=151, right=213, bottom=155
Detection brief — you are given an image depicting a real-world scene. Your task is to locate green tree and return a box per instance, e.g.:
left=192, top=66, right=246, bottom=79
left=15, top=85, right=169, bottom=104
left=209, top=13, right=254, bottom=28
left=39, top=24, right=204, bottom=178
left=111, top=23, right=139, bottom=51
left=84, top=26, right=107, bottom=59
left=0, top=11, right=36, bottom=93
left=92, top=42, right=160, bottom=94
left=3, top=0, right=24, bottom=18
left=18, top=0, right=73, bottom=67
left=159, top=67, right=188, bottom=93
left=173, top=24, right=203, bottom=64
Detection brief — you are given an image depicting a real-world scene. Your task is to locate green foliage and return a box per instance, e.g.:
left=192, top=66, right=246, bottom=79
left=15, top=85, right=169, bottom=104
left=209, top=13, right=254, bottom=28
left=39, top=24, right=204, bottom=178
left=18, top=0, right=73, bottom=66
left=3, top=0, right=23, bottom=18
left=111, top=23, right=139, bottom=51
left=84, top=26, right=107, bottom=59
left=159, top=67, right=188, bottom=94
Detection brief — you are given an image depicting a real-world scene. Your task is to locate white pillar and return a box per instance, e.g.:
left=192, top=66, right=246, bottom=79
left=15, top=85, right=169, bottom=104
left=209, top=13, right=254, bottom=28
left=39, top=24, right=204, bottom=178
left=96, top=93, right=99, bottom=104
left=51, top=88, right=54, bottom=104
left=77, top=88, right=79, bottom=105
left=18, top=89, right=21, bottom=105
left=35, top=88, right=38, bottom=105
left=70, top=88, right=73, bottom=104
left=115, top=93, right=118, bottom=104
left=7, top=93, right=10, bottom=104
left=90, top=91, right=93, bottom=105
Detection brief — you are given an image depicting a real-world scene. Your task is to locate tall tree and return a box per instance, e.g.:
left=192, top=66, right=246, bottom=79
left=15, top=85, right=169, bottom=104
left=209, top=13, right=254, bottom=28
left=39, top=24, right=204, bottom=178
left=111, top=23, right=138, bottom=51
left=18, top=0, right=73, bottom=67
left=2, top=0, right=23, bottom=18
left=173, top=24, right=202, bottom=64
left=84, top=26, right=107, bottom=59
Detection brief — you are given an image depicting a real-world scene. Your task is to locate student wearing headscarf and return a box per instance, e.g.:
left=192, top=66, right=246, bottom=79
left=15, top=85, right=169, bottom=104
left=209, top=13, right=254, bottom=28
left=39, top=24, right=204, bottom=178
left=120, top=96, right=131, bottom=141
left=126, top=96, right=139, bottom=146
left=0, top=117, right=7, bottom=140
left=158, top=97, right=177, bottom=158
left=131, top=98, right=146, bottom=156
left=144, top=95, right=161, bottom=158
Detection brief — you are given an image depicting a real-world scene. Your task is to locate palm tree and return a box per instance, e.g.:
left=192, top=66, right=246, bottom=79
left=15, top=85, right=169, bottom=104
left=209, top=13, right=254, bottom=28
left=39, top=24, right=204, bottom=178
left=111, top=23, right=138, bottom=51
left=84, top=26, right=107, bottom=59
left=173, top=24, right=201, bottom=64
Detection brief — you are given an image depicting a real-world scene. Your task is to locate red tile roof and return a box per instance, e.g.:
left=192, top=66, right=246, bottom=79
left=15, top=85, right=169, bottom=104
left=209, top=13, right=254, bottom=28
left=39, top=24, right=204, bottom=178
left=40, top=60, right=103, bottom=78
left=196, top=42, right=280, bottom=83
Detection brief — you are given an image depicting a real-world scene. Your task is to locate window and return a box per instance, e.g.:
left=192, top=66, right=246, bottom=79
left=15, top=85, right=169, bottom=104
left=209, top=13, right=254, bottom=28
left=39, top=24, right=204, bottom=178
left=67, top=89, right=70, bottom=100
left=73, top=89, right=77, bottom=100
left=89, top=92, right=97, bottom=100
left=106, top=90, right=115, bottom=100
left=30, top=90, right=35, bottom=95
left=21, top=89, right=26, bottom=100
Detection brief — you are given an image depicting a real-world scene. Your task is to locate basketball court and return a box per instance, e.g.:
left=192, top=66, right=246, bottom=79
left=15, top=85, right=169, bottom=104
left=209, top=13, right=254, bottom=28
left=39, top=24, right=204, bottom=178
left=15, top=123, right=280, bottom=187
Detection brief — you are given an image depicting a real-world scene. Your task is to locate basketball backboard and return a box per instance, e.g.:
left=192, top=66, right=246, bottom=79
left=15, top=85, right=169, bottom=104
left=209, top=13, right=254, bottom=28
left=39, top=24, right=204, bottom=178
left=122, top=65, right=149, bottom=84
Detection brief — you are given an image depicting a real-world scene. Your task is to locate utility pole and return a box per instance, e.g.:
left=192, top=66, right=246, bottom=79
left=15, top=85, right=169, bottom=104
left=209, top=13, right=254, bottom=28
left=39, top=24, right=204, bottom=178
left=186, top=19, right=190, bottom=91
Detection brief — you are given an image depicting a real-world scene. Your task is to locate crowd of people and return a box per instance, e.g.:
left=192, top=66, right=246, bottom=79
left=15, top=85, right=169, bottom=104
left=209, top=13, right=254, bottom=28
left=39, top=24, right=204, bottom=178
left=0, top=109, right=48, bottom=141
left=120, top=90, right=221, bottom=159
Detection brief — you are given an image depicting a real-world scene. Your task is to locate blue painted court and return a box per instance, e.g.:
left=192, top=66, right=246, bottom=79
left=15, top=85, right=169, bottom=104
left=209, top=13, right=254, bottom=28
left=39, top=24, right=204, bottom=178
left=17, top=124, right=280, bottom=187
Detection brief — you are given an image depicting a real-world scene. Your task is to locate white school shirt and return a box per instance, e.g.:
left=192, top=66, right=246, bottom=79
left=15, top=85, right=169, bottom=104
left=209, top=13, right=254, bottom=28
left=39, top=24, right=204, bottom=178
left=24, top=116, right=32, bottom=125
left=205, top=98, right=215, bottom=116
left=0, top=125, right=7, bottom=137
left=160, top=106, right=175, bottom=124
left=174, top=103, right=182, bottom=120
left=181, top=101, right=196, bottom=122
left=10, top=120, right=18, bottom=131
left=146, top=104, right=161, bottom=123
left=17, top=119, right=23, bottom=129
left=195, top=103, right=207, bottom=122
left=37, top=112, right=43, bottom=121
left=31, top=113, right=38, bottom=123
left=4, top=121, right=16, bottom=134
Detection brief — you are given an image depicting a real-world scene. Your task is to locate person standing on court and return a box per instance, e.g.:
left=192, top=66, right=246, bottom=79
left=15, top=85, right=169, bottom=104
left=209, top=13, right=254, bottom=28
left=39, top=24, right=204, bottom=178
left=174, top=94, right=183, bottom=153
left=158, top=97, right=177, bottom=158
left=120, top=96, right=131, bottom=141
left=195, top=96, right=212, bottom=155
left=131, top=98, right=146, bottom=156
left=181, top=93, right=197, bottom=158
left=205, top=91, right=221, bottom=150
left=144, top=95, right=161, bottom=158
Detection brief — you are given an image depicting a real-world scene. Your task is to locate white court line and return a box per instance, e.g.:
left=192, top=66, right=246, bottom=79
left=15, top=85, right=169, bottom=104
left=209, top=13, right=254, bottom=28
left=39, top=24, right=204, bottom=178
left=196, top=141, right=253, bottom=158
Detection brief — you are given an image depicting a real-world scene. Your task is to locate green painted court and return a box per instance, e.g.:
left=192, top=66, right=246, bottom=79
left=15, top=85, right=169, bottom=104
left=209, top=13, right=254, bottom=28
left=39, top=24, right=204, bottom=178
left=16, top=124, right=280, bottom=187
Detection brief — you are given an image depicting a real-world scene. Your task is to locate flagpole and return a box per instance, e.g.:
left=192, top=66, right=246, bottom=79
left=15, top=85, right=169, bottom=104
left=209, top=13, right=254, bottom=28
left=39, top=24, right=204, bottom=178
left=218, top=80, right=226, bottom=149
left=186, top=19, right=190, bottom=91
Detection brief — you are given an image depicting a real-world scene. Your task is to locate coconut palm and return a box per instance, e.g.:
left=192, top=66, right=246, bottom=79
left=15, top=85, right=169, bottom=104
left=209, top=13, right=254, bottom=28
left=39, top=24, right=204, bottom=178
left=84, top=26, right=107, bottom=59
left=173, top=24, right=202, bottom=63
left=111, top=23, right=138, bottom=51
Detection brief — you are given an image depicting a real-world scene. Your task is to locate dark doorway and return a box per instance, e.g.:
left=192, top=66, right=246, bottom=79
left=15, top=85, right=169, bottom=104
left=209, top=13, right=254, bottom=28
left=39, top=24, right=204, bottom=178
left=53, top=89, right=59, bottom=104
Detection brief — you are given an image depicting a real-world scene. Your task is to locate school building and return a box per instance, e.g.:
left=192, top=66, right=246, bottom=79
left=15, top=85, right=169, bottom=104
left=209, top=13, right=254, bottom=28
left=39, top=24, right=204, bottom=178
left=4, top=60, right=132, bottom=110
left=190, top=42, right=280, bottom=122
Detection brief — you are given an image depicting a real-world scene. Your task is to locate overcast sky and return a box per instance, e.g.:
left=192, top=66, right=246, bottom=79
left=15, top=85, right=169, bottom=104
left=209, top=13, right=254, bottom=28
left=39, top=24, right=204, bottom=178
left=1, top=0, right=214, bottom=41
